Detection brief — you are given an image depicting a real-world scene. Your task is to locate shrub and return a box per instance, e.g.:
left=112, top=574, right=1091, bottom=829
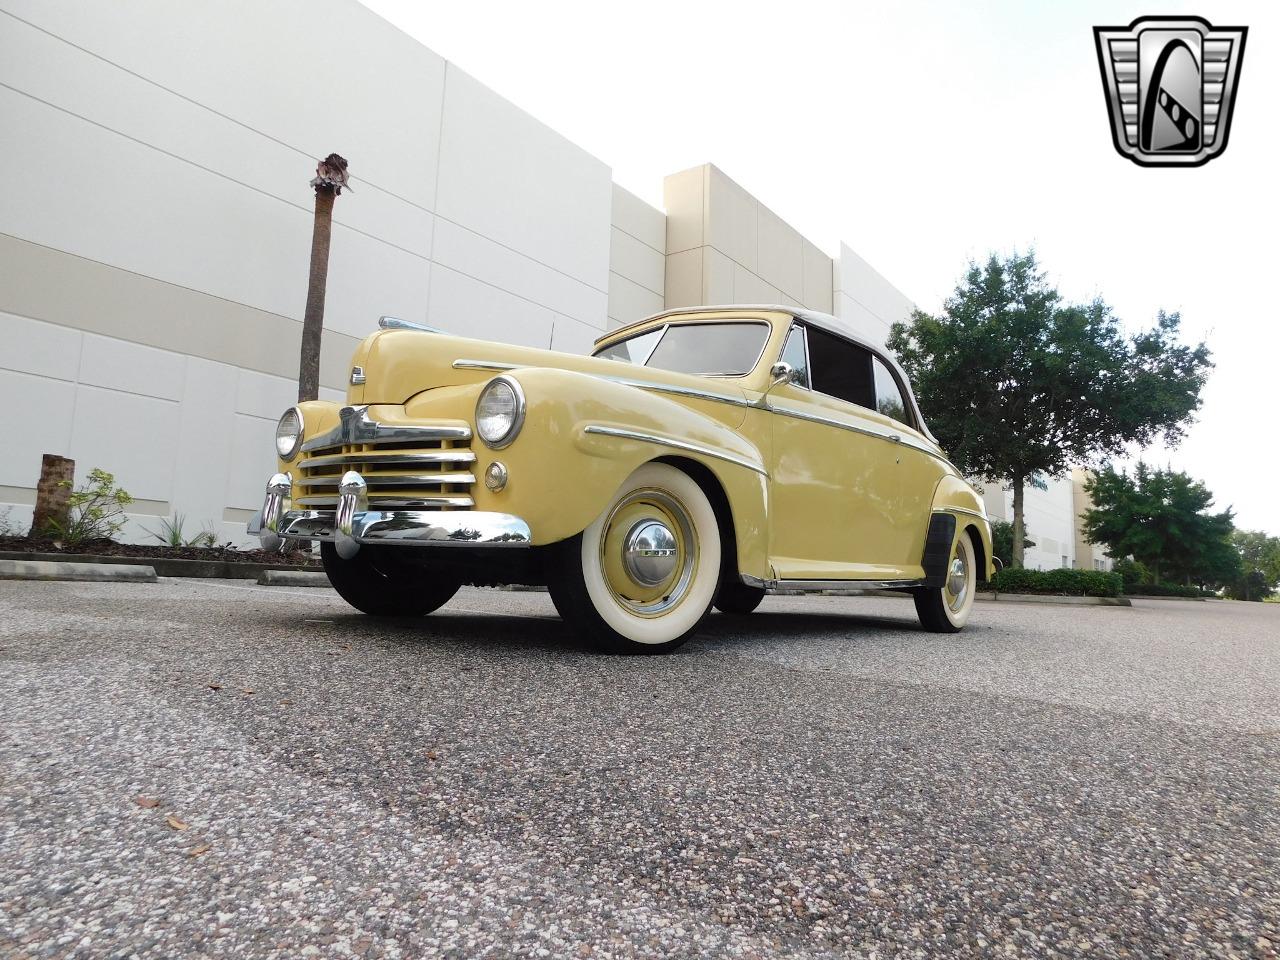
left=43, top=468, right=133, bottom=545
left=0, top=506, right=17, bottom=537
left=1127, top=582, right=1211, bottom=598
left=990, top=519, right=1036, bottom=566
left=991, top=567, right=1124, bottom=598
left=147, top=513, right=218, bottom=548
left=1111, top=557, right=1151, bottom=591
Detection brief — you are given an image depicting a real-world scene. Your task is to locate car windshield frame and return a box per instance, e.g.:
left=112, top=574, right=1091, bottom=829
left=592, top=320, right=773, bottom=377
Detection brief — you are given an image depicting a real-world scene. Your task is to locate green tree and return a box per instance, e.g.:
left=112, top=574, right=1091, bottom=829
left=1081, top=464, right=1237, bottom=586
left=888, top=251, right=1211, bottom=567
left=1228, top=529, right=1280, bottom=601
left=989, top=519, right=1035, bottom=568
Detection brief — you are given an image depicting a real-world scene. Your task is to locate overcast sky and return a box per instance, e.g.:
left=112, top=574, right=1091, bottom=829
left=359, top=0, right=1275, bottom=534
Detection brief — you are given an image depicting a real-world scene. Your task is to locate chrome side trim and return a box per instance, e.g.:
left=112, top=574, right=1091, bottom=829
left=273, top=509, right=531, bottom=547
left=379, top=316, right=446, bottom=333
left=453, top=359, right=519, bottom=372
left=767, top=402, right=958, bottom=471
left=944, top=506, right=990, bottom=523
left=742, top=575, right=926, bottom=594
left=582, top=425, right=769, bottom=477
left=300, top=405, right=471, bottom=453
left=298, top=450, right=476, bottom=470
left=599, top=375, right=754, bottom=409
left=452, top=360, right=754, bottom=410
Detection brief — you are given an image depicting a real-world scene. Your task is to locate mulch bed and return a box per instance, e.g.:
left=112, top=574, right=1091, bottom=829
left=0, top=536, right=320, bottom=567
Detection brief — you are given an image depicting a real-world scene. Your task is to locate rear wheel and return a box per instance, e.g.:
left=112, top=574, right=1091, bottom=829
left=714, top=580, right=765, bottom=615
left=320, top=542, right=460, bottom=616
left=548, top=463, right=720, bottom=654
left=913, top=529, right=977, bottom=632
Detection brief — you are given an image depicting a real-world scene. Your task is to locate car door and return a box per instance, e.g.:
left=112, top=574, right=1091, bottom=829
left=766, top=323, right=938, bottom=580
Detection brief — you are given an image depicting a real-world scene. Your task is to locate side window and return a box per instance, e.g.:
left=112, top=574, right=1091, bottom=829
left=805, top=325, right=874, bottom=408
left=778, top=325, right=810, bottom=388
left=871, top=356, right=912, bottom=426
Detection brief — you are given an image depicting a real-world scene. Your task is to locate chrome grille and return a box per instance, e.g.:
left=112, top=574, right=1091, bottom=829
left=296, top=409, right=476, bottom=510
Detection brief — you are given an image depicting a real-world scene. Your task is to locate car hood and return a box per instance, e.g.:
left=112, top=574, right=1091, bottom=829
left=350, top=329, right=753, bottom=409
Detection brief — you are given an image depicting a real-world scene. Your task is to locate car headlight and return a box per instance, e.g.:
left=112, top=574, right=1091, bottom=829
left=275, top=406, right=304, bottom=461
left=475, top=376, right=525, bottom=449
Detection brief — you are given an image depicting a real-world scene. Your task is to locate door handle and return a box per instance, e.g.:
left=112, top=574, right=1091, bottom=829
left=889, top=433, right=902, bottom=443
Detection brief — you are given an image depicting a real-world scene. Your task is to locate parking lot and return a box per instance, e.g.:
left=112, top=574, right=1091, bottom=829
left=1, top=579, right=1277, bottom=959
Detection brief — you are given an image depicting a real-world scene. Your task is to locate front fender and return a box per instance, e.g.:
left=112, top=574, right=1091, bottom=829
left=469, top=368, right=771, bottom=577
left=930, top=474, right=995, bottom=579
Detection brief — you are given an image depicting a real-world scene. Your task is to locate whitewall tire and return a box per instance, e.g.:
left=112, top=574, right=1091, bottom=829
left=548, top=462, right=721, bottom=653
left=913, top=529, right=977, bottom=633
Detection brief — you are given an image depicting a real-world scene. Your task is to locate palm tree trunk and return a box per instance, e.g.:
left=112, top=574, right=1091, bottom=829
left=298, top=187, right=335, bottom=403
left=1011, top=476, right=1026, bottom=568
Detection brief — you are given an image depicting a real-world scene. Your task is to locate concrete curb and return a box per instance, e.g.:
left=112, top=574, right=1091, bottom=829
left=1128, top=595, right=1208, bottom=602
left=0, top=550, right=318, bottom=581
left=257, top=570, right=332, bottom=588
left=0, top=558, right=157, bottom=583
left=975, top=591, right=1131, bottom=607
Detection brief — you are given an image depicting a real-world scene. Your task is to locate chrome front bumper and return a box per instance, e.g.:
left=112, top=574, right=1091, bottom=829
left=249, top=471, right=531, bottom=558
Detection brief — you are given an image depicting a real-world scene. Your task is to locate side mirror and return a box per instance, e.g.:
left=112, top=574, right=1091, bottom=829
left=758, top=361, right=795, bottom=409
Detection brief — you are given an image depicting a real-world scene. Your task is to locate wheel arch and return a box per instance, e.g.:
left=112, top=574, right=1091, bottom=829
left=655, top=455, right=741, bottom=587
left=964, top=522, right=988, bottom=584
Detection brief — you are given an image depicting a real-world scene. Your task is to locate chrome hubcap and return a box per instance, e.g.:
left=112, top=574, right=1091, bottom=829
left=946, top=554, right=968, bottom=611
left=623, top=520, right=678, bottom=585
left=599, top=488, right=698, bottom=618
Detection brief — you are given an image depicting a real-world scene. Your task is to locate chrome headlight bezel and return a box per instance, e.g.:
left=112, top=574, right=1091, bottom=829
left=475, top=376, right=526, bottom=449
left=275, top=406, right=304, bottom=462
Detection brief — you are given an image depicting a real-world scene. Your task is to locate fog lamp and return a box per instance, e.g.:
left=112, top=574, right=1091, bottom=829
left=484, top=461, right=509, bottom=492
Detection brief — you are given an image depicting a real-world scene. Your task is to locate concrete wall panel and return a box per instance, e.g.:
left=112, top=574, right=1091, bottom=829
left=435, top=64, right=611, bottom=297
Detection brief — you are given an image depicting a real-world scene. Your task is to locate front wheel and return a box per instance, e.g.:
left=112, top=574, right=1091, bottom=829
left=912, top=529, right=977, bottom=632
left=321, top=542, right=460, bottom=616
left=548, top=463, right=721, bottom=654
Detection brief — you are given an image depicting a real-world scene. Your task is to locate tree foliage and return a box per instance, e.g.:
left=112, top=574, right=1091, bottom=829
left=1228, top=529, right=1280, bottom=601
left=1081, top=464, right=1238, bottom=587
left=887, top=250, right=1211, bottom=566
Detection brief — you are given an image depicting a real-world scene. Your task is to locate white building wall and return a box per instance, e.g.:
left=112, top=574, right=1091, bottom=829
left=0, top=0, right=612, bottom=542
left=982, top=475, right=1078, bottom=571
left=662, top=165, right=833, bottom=314
left=833, top=244, right=916, bottom=349
left=607, top=185, right=666, bottom=329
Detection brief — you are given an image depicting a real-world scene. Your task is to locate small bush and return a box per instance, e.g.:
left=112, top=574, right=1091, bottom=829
left=0, top=506, right=17, bottom=537
left=991, top=567, right=1124, bottom=598
left=1111, top=557, right=1151, bottom=592
left=147, top=513, right=218, bottom=548
left=43, top=468, right=133, bottom=545
left=1127, top=582, right=1211, bottom=598
left=990, top=519, right=1036, bottom=566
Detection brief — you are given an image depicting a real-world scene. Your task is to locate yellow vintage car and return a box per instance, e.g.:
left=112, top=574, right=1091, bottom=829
left=250, top=306, right=993, bottom=652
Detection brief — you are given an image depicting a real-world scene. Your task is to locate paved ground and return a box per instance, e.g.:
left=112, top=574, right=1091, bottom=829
left=1, top=579, right=1277, bottom=959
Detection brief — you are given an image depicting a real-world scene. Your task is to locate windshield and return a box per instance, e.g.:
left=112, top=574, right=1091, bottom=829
left=593, top=322, right=770, bottom=376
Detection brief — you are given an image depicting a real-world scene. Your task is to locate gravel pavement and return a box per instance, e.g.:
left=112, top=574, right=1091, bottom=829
left=1, top=579, right=1277, bottom=959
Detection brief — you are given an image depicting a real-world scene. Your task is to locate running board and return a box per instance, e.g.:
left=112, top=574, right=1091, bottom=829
left=741, top=574, right=925, bottom=595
